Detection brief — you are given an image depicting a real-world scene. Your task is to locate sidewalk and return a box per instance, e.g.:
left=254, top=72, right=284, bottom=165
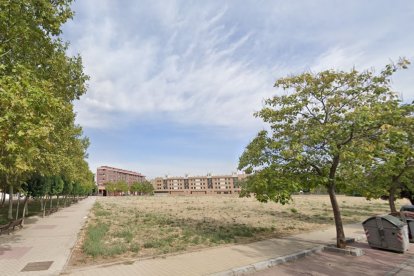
left=254, top=240, right=414, bottom=276
left=65, top=223, right=366, bottom=276
left=0, top=197, right=96, bottom=276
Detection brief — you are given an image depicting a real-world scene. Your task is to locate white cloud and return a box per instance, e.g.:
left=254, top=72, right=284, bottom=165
left=69, top=2, right=275, bottom=133
left=65, top=0, right=414, bottom=133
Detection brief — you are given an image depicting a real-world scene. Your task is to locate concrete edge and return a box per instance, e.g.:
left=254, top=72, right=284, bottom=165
left=322, top=235, right=366, bottom=257
left=209, top=245, right=324, bottom=276
left=323, top=245, right=364, bottom=256
left=61, top=197, right=96, bottom=274
left=210, top=235, right=367, bottom=276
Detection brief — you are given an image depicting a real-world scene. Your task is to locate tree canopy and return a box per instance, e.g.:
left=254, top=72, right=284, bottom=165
left=238, top=59, right=410, bottom=248
left=0, top=0, right=94, bottom=220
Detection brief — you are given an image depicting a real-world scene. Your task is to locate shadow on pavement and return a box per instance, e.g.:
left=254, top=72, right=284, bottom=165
left=255, top=241, right=414, bottom=276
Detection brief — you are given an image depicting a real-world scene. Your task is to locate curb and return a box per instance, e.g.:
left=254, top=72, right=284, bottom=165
left=324, top=245, right=364, bottom=256
left=209, top=246, right=324, bottom=276
left=210, top=235, right=367, bottom=276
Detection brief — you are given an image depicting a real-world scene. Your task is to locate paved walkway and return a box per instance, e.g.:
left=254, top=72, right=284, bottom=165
left=255, top=240, right=414, bottom=276
left=0, top=197, right=95, bottom=276
left=65, top=223, right=366, bottom=276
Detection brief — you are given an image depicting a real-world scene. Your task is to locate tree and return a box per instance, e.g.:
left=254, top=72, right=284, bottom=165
left=142, top=181, right=154, bottom=195
left=238, top=59, right=410, bottom=248
left=62, top=177, right=73, bottom=207
left=130, top=182, right=143, bottom=195
left=0, top=0, right=90, bottom=219
left=105, top=182, right=117, bottom=196
left=357, top=105, right=414, bottom=212
left=116, top=180, right=129, bottom=195
left=130, top=181, right=154, bottom=195
left=49, top=176, right=64, bottom=208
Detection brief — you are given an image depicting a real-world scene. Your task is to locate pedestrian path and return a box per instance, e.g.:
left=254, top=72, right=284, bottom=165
left=65, top=223, right=365, bottom=276
left=0, top=197, right=95, bottom=276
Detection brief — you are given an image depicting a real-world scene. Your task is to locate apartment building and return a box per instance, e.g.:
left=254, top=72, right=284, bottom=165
left=152, top=173, right=246, bottom=195
left=96, top=166, right=146, bottom=196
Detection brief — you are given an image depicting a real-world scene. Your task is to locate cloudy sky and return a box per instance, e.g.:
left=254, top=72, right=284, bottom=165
left=62, top=0, right=414, bottom=179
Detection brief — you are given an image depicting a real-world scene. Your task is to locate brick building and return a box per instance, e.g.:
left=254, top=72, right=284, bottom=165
left=96, top=166, right=146, bottom=196
left=152, top=173, right=246, bottom=195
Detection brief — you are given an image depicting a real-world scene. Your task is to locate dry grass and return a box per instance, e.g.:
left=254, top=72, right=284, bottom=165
left=69, top=195, right=408, bottom=266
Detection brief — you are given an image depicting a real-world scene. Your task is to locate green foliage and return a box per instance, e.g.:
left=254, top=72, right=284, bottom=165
left=49, top=176, right=64, bottom=196
left=116, top=180, right=129, bottom=193
left=0, top=0, right=94, bottom=211
left=23, top=174, right=48, bottom=198
left=83, top=222, right=109, bottom=257
left=356, top=104, right=414, bottom=211
left=62, top=178, right=73, bottom=196
left=131, top=181, right=154, bottom=195
left=105, top=180, right=130, bottom=195
left=238, top=59, right=410, bottom=247
left=105, top=182, right=117, bottom=195
left=239, top=167, right=299, bottom=204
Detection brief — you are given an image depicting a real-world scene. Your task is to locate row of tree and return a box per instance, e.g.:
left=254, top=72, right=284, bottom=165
left=105, top=181, right=154, bottom=196
left=238, top=58, right=414, bottom=248
left=0, top=1, right=94, bottom=221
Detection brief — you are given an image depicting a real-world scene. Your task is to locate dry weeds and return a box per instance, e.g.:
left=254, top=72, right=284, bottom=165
left=69, top=195, right=408, bottom=267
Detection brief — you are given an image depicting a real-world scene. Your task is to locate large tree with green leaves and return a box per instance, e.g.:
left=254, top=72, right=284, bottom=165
left=355, top=105, right=414, bottom=212
left=0, top=0, right=91, bottom=219
left=238, top=59, right=410, bottom=248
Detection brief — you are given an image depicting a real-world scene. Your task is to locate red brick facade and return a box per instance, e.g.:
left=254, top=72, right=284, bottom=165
left=96, top=166, right=145, bottom=196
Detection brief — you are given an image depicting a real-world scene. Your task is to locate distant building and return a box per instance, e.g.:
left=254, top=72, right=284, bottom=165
left=151, top=173, right=246, bottom=195
left=96, top=166, right=145, bottom=196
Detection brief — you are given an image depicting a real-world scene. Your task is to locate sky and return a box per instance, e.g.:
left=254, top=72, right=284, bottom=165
left=62, top=0, right=414, bottom=179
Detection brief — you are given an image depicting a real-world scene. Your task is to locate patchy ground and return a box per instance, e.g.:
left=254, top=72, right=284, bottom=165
left=68, top=195, right=408, bottom=267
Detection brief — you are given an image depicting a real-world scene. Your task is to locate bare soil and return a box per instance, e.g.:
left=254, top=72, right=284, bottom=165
left=68, top=195, right=408, bottom=267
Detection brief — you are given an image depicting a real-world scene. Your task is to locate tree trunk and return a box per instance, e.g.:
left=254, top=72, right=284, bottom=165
left=1, top=189, right=5, bottom=207
left=15, top=192, right=20, bottom=220
left=327, top=154, right=346, bottom=248
left=25, top=197, right=29, bottom=216
left=8, top=184, right=13, bottom=220
left=328, top=184, right=346, bottom=248
left=64, top=195, right=67, bottom=207
left=22, top=195, right=29, bottom=224
left=50, top=195, right=53, bottom=209
left=389, top=185, right=397, bottom=213
left=40, top=197, right=43, bottom=212
left=42, top=196, right=46, bottom=217
left=57, top=195, right=60, bottom=208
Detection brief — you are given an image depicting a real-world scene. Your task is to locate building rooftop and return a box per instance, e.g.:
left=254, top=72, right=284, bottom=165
left=97, top=166, right=145, bottom=177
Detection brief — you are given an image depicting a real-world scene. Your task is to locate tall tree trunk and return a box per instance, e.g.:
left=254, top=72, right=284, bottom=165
left=328, top=184, right=346, bottom=248
left=1, top=189, right=5, bottom=207
left=25, top=197, right=29, bottom=216
left=57, top=195, right=60, bottom=208
left=327, top=154, right=346, bottom=248
left=8, top=184, right=13, bottom=220
left=64, top=195, right=67, bottom=207
left=389, top=185, right=397, bottom=213
left=15, top=192, right=20, bottom=220
left=42, top=196, right=46, bottom=217
left=22, top=195, right=29, bottom=224
left=50, top=195, right=53, bottom=209
left=40, top=197, right=43, bottom=212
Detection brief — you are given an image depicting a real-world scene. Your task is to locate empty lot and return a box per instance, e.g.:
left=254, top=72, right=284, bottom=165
left=69, top=195, right=407, bottom=266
